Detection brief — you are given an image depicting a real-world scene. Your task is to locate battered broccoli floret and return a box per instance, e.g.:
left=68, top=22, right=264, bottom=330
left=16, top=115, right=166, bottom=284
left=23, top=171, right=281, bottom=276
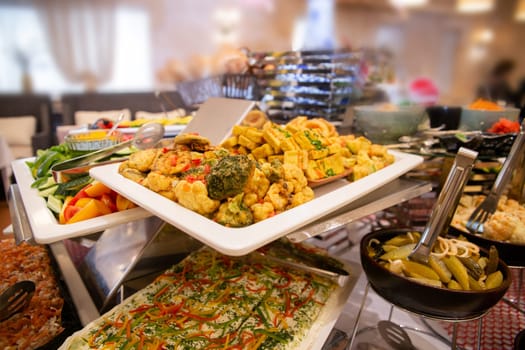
left=260, top=158, right=284, bottom=183
left=214, top=193, right=254, bottom=227
left=206, top=155, right=255, bottom=200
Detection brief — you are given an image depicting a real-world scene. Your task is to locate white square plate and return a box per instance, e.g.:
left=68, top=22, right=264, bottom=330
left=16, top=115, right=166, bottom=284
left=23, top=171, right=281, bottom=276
left=11, top=158, right=152, bottom=244
left=90, top=150, right=423, bottom=256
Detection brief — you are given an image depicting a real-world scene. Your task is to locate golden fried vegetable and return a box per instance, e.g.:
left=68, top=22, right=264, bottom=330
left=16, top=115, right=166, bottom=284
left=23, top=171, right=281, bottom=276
left=174, top=180, right=220, bottom=216
left=214, top=193, right=253, bottom=227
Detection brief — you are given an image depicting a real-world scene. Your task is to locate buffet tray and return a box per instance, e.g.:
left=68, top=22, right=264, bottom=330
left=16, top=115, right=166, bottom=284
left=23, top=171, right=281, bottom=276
left=90, top=150, right=423, bottom=256
left=11, top=158, right=152, bottom=244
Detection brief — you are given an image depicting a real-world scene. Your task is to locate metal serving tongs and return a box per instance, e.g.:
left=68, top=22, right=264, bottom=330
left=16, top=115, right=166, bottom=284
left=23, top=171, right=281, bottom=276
left=52, top=123, right=165, bottom=183
left=466, top=119, right=525, bottom=233
left=410, top=147, right=478, bottom=264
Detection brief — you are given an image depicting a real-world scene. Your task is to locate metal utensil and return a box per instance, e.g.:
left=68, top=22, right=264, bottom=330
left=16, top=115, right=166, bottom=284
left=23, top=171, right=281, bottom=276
left=105, top=112, right=125, bottom=139
left=466, top=119, right=525, bottom=233
left=410, top=147, right=478, bottom=263
left=251, top=251, right=349, bottom=286
left=0, top=280, right=35, bottom=321
left=52, top=122, right=165, bottom=183
left=377, top=320, right=417, bottom=350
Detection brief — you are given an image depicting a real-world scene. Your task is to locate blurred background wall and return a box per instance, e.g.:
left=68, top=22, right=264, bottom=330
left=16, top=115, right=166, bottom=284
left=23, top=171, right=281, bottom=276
left=0, top=0, right=524, bottom=105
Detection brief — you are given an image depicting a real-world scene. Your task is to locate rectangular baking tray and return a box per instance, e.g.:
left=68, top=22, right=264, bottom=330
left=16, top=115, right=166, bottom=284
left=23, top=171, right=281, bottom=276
left=11, top=158, right=153, bottom=244
left=90, top=150, right=422, bottom=256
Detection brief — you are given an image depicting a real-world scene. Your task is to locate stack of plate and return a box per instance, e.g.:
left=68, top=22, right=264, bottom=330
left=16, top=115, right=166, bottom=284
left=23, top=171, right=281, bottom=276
left=251, top=50, right=363, bottom=122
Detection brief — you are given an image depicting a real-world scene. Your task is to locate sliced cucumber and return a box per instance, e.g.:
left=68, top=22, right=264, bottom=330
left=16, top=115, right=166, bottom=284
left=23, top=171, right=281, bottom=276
left=47, top=195, right=63, bottom=214
left=37, top=176, right=57, bottom=190
left=38, top=184, right=58, bottom=197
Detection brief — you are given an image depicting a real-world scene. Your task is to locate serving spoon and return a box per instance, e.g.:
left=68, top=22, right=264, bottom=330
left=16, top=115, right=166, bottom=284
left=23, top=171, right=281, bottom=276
left=52, top=122, right=165, bottom=183
left=0, top=280, right=35, bottom=322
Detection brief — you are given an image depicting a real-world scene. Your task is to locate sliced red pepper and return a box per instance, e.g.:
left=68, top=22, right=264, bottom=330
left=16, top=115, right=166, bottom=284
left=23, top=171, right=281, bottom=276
left=170, top=155, right=178, bottom=166
left=100, top=193, right=117, bottom=212
left=130, top=304, right=154, bottom=314
left=68, top=188, right=90, bottom=206
left=191, top=158, right=202, bottom=166
left=180, top=311, right=220, bottom=322
left=63, top=205, right=81, bottom=223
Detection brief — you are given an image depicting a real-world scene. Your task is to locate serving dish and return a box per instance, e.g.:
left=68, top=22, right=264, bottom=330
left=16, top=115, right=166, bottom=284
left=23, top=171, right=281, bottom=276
left=59, top=246, right=358, bottom=350
left=11, top=158, right=152, bottom=244
left=449, top=225, right=525, bottom=267
left=360, top=229, right=511, bottom=320
left=353, top=105, right=427, bottom=144
left=459, top=107, right=520, bottom=131
left=438, top=132, right=516, bottom=158
left=90, top=150, right=422, bottom=256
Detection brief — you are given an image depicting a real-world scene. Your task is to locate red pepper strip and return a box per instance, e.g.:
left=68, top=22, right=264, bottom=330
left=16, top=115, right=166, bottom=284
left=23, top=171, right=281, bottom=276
left=284, top=291, right=293, bottom=317
left=89, top=322, right=111, bottom=346
left=246, top=283, right=267, bottom=292
left=162, top=147, right=169, bottom=153
left=203, top=164, right=211, bottom=174
left=181, top=163, right=191, bottom=172
left=159, top=300, right=185, bottom=316
left=154, top=285, right=170, bottom=300
left=170, top=155, right=178, bottom=166
left=138, top=332, right=145, bottom=350
left=293, top=287, right=316, bottom=311
left=130, top=304, right=155, bottom=314
left=191, top=158, right=202, bottom=166
left=180, top=311, right=220, bottom=322
left=126, top=319, right=131, bottom=339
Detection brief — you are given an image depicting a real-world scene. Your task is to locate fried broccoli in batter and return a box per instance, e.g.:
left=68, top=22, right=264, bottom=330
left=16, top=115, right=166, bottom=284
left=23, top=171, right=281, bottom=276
left=206, top=155, right=255, bottom=200
left=214, top=193, right=254, bottom=227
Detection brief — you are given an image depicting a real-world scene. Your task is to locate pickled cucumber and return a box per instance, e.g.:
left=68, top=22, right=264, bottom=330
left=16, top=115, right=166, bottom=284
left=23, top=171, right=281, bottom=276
left=485, top=271, right=503, bottom=289
left=468, top=275, right=484, bottom=291
left=448, top=280, right=463, bottom=290
left=379, top=243, right=416, bottom=261
left=428, top=255, right=452, bottom=283
left=443, top=256, right=470, bottom=290
left=459, top=256, right=483, bottom=280
left=486, top=245, right=499, bottom=275
left=402, top=260, right=440, bottom=281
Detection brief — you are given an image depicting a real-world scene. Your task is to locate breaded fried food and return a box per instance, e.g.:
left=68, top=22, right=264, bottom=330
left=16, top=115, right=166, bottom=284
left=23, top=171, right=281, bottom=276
left=128, top=148, right=159, bottom=172
left=174, top=180, right=220, bottom=215
left=152, top=150, right=191, bottom=175
left=174, top=133, right=211, bottom=152
left=118, top=161, right=147, bottom=183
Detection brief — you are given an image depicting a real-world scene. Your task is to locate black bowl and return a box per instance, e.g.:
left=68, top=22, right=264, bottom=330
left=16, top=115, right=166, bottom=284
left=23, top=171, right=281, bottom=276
left=426, top=106, right=461, bottom=130
left=438, top=133, right=516, bottom=158
left=360, top=228, right=512, bottom=320
left=449, top=225, right=525, bottom=267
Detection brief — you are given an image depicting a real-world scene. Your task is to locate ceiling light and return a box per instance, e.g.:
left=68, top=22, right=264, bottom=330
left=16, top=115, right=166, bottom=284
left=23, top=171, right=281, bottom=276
left=389, top=0, right=428, bottom=8
left=516, top=0, right=525, bottom=21
left=457, top=0, right=494, bottom=13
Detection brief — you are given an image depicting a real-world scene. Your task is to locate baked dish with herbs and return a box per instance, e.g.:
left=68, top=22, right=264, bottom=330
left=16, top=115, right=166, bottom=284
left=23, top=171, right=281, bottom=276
left=0, top=239, right=64, bottom=349
left=59, top=247, right=339, bottom=350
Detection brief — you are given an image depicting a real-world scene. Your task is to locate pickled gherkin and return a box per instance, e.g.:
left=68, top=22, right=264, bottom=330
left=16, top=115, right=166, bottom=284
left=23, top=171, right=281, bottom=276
left=443, top=256, right=470, bottom=290
left=428, top=255, right=452, bottom=283
left=366, top=232, right=506, bottom=292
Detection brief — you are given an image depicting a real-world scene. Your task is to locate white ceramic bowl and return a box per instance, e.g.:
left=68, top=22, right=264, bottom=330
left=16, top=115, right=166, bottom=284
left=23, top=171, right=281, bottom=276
left=459, top=107, right=520, bottom=131
left=353, top=105, right=427, bottom=144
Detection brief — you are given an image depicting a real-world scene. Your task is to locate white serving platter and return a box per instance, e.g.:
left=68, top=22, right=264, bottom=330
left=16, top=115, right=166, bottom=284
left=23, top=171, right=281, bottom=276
left=11, top=158, right=152, bottom=244
left=90, top=150, right=423, bottom=256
